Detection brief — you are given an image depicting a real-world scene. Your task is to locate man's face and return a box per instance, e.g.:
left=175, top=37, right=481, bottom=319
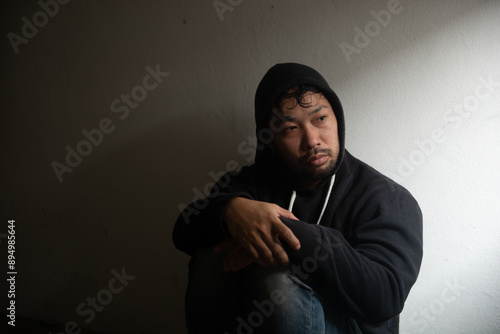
left=270, top=91, right=339, bottom=188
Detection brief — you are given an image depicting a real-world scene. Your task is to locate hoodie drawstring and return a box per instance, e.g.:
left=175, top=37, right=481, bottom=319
left=288, top=174, right=335, bottom=225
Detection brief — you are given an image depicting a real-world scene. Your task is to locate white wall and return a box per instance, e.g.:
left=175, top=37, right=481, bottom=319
left=2, top=0, right=499, bottom=333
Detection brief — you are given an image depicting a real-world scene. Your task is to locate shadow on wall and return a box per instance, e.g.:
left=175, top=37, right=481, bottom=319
left=10, top=108, right=233, bottom=333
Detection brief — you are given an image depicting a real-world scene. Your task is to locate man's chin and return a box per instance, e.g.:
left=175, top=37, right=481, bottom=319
left=297, top=160, right=336, bottom=184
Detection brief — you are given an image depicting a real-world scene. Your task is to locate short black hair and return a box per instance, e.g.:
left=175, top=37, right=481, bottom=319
left=271, top=85, right=323, bottom=113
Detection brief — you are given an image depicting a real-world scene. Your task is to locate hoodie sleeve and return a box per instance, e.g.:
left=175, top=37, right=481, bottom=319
left=172, top=166, right=258, bottom=256
left=281, top=188, right=423, bottom=323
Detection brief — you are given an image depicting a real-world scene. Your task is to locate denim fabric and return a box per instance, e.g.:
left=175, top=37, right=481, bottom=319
left=185, top=248, right=362, bottom=334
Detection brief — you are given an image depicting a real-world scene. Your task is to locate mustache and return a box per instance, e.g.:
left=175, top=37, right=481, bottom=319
left=300, top=148, right=332, bottom=163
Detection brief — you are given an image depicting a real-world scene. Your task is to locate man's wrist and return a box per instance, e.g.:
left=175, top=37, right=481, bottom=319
left=221, top=195, right=250, bottom=235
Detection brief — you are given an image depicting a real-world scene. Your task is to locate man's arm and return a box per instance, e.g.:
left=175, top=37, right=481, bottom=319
left=172, top=166, right=300, bottom=260
left=280, top=188, right=423, bottom=323
left=172, top=167, right=256, bottom=255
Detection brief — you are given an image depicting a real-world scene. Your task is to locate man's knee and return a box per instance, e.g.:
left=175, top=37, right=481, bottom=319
left=241, top=266, right=326, bottom=333
left=244, top=265, right=315, bottom=305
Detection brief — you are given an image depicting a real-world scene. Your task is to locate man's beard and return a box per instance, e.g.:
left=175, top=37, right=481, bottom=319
left=299, top=148, right=337, bottom=181
left=278, top=147, right=338, bottom=186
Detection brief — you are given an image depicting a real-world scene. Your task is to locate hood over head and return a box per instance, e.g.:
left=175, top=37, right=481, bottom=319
left=253, top=63, right=346, bottom=188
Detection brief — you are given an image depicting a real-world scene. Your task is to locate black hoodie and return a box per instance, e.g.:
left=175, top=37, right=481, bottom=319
left=173, top=63, right=423, bottom=334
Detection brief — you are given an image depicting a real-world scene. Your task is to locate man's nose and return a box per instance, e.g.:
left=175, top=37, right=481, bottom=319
left=301, top=125, right=320, bottom=151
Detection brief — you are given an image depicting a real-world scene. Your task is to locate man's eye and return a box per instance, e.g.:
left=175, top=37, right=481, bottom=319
left=285, top=126, right=297, bottom=131
left=318, top=116, right=327, bottom=122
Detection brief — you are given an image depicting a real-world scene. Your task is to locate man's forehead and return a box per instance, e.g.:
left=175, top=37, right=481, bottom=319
left=271, top=101, right=333, bottom=124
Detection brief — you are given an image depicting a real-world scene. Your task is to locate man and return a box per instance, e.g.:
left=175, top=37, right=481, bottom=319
left=173, top=63, right=423, bottom=333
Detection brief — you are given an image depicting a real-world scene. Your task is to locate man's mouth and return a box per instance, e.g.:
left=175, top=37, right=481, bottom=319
left=302, top=148, right=331, bottom=166
left=307, top=154, right=328, bottom=166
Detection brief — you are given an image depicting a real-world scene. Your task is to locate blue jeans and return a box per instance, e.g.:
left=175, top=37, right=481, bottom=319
left=185, top=248, right=361, bottom=334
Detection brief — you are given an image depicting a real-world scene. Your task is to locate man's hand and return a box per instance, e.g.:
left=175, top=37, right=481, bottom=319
left=220, top=197, right=301, bottom=266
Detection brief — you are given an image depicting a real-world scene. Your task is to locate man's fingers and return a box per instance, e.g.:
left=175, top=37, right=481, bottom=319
left=276, top=206, right=299, bottom=221
left=273, top=219, right=301, bottom=251
left=223, top=198, right=300, bottom=266
left=262, top=232, right=289, bottom=265
left=251, top=236, right=277, bottom=265
left=214, top=238, right=236, bottom=253
left=274, top=206, right=301, bottom=250
left=222, top=247, right=243, bottom=271
left=247, top=241, right=263, bottom=260
left=222, top=246, right=255, bottom=272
